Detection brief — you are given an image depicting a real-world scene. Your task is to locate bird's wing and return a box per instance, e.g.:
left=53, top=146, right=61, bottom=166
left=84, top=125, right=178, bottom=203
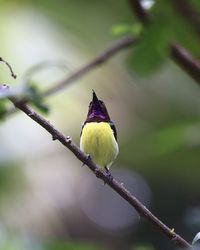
left=109, top=121, right=117, bottom=141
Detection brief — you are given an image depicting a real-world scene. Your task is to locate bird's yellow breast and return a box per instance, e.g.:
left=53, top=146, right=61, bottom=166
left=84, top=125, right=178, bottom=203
left=80, top=122, right=119, bottom=169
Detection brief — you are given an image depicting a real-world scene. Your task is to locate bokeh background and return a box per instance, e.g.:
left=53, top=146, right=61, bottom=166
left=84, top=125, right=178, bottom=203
left=0, top=0, right=200, bottom=249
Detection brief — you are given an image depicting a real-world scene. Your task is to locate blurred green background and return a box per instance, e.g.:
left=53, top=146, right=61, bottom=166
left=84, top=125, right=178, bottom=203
left=0, top=0, right=200, bottom=249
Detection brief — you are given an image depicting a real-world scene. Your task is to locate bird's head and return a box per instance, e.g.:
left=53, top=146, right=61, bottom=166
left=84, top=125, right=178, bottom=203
left=86, top=90, right=110, bottom=122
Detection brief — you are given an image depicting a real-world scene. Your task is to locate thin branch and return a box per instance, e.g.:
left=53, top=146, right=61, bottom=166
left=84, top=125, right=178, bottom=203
left=171, top=0, right=200, bottom=38
left=42, top=36, right=136, bottom=97
left=5, top=34, right=200, bottom=118
left=0, top=57, right=17, bottom=79
left=4, top=86, right=191, bottom=249
left=4, top=36, right=137, bottom=116
left=128, top=0, right=200, bottom=84
left=171, top=43, right=200, bottom=82
left=128, top=0, right=150, bottom=24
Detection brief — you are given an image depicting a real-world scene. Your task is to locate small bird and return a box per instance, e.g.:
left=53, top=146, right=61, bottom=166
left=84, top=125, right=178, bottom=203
left=80, top=90, right=119, bottom=173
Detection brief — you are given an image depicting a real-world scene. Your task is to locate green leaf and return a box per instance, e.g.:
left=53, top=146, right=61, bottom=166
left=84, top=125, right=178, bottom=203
left=45, top=241, right=102, bottom=250
left=152, top=0, right=200, bottom=58
left=27, top=84, right=49, bottom=114
left=190, top=0, right=200, bottom=10
left=129, top=19, right=170, bottom=75
left=131, top=245, right=154, bottom=250
left=111, top=24, right=132, bottom=36
left=0, top=100, right=7, bottom=121
left=111, top=23, right=142, bottom=36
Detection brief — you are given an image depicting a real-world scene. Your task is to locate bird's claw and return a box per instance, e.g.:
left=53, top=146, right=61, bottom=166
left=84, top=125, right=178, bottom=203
left=104, top=167, right=113, bottom=184
left=81, top=154, right=91, bottom=167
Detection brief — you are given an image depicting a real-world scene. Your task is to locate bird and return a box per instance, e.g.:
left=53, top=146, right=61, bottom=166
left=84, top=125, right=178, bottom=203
left=80, top=90, right=119, bottom=174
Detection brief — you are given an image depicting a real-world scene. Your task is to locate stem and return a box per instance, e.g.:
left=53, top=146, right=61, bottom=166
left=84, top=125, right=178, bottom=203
left=6, top=90, right=191, bottom=249
left=128, top=0, right=200, bottom=84
left=0, top=57, right=17, bottom=79
left=171, top=0, right=200, bottom=38
left=42, top=36, right=136, bottom=97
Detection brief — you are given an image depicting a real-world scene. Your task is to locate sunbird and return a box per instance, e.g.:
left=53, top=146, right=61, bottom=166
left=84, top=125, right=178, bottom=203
left=80, top=90, right=119, bottom=173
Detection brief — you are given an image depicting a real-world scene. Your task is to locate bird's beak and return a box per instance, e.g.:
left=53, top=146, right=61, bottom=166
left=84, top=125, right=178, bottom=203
left=92, top=90, right=99, bottom=103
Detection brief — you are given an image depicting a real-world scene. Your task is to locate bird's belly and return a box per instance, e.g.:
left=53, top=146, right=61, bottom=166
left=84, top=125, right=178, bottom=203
left=80, top=122, right=118, bottom=169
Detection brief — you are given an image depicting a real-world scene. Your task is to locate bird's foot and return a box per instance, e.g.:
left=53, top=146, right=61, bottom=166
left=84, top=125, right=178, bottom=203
left=104, top=167, right=113, bottom=183
left=94, top=168, right=101, bottom=178
left=81, top=154, right=91, bottom=167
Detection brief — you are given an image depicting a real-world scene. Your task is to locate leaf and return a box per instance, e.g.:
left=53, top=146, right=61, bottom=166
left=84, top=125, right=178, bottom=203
left=111, top=23, right=142, bottom=36
left=129, top=19, right=170, bottom=75
left=27, top=84, right=49, bottom=114
left=190, top=0, right=200, bottom=10
left=45, top=241, right=102, bottom=250
left=0, top=100, right=7, bottom=121
left=152, top=0, right=200, bottom=59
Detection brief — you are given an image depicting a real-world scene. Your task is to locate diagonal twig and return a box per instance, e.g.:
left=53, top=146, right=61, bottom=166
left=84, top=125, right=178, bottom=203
left=4, top=36, right=137, bottom=116
left=0, top=57, right=17, bottom=79
left=5, top=33, right=200, bottom=118
left=3, top=85, right=191, bottom=249
left=128, top=0, right=200, bottom=85
left=42, top=36, right=136, bottom=97
left=171, top=0, right=200, bottom=38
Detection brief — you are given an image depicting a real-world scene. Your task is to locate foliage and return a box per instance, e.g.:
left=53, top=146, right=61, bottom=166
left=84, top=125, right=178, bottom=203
left=122, top=1, right=200, bottom=75
left=0, top=1, right=200, bottom=250
left=26, top=84, right=49, bottom=114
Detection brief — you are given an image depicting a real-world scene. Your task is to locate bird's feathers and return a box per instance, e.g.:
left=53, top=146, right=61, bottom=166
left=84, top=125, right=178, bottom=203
left=80, top=122, right=119, bottom=169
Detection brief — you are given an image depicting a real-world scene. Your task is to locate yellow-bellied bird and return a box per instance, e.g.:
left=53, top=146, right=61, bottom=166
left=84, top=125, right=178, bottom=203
left=80, top=90, right=119, bottom=173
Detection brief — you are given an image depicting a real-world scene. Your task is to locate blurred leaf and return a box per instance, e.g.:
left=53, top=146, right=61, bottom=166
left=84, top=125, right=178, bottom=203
left=27, top=84, right=49, bottom=114
left=128, top=19, right=170, bottom=75
left=152, top=0, right=200, bottom=58
left=131, top=245, right=154, bottom=250
left=0, top=164, right=26, bottom=198
left=190, top=0, right=200, bottom=10
left=46, top=241, right=102, bottom=250
left=120, top=121, right=200, bottom=168
left=0, top=99, right=6, bottom=121
left=111, top=23, right=142, bottom=36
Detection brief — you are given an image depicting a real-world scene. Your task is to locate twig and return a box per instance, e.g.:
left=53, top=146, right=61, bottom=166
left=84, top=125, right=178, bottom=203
left=171, top=0, right=200, bottom=38
left=4, top=36, right=137, bottom=116
left=5, top=33, right=200, bottom=118
left=0, top=57, right=17, bottom=79
left=5, top=87, right=191, bottom=249
left=128, top=0, right=200, bottom=84
left=171, top=43, right=200, bottom=83
left=42, top=36, right=136, bottom=97
left=128, top=0, right=150, bottom=24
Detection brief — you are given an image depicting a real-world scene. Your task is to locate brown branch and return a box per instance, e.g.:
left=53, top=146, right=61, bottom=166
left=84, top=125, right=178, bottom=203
left=3, top=85, right=191, bottom=249
left=0, top=57, right=17, bottom=79
left=4, top=36, right=137, bottom=116
left=128, top=0, right=200, bottom=84
left=171, top=43, right=200, bottom=82
left=6, top=33, right=200, bottom=119
left=171, top=0, right=200, bottom=38
left=42, top=36, right=136, bottom=97
left=128, top=0, right=150, bottom=24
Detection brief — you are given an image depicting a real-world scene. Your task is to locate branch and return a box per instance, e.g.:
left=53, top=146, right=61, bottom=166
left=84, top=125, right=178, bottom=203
left=4, top=36, right=137, bottom=116
left=170, top=43, right=200, bottom=82
left=42, top=36, right=136, bottom=97
left=3, top=85, right=191, bottom=249
left=5, top=29, right=200, bottom=118
left=171, top=0, right=200, bottom=38
left=0, top=57, right=17, bottom=79
left=128, top=0, right=150, bottom=24
left=128, top=0, right=200, bottom=85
